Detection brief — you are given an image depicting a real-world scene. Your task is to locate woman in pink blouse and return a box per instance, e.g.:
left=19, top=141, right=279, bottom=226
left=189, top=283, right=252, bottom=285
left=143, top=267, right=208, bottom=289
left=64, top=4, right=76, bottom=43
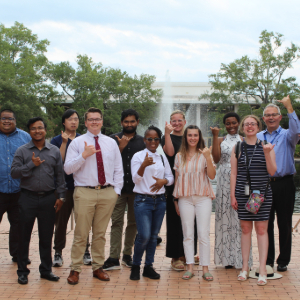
left=173, top=125, right=216, bottom=280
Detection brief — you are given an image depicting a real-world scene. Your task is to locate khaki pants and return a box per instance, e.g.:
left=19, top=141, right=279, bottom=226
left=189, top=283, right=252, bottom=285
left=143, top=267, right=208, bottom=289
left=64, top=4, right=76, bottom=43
left=70, top=186, right=118, bottom=272
left=110, top=193, right=136, bottom=259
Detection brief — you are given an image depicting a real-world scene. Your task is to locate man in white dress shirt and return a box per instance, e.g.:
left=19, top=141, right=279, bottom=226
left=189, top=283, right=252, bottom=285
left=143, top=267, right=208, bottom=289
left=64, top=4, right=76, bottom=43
left=64, top=107, right=123, bottom=284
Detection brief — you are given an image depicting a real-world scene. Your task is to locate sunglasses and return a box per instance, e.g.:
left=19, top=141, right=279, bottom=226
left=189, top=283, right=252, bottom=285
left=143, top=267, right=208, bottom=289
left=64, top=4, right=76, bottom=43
left=145, top=138, right=160, bottom=142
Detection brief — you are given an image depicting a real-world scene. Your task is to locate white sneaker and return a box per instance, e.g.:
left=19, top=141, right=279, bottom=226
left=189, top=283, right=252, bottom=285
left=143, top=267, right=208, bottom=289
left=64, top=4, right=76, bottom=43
left=83, top=251, right=92, bottom=265
left=52, top=253, right=63, bottom=267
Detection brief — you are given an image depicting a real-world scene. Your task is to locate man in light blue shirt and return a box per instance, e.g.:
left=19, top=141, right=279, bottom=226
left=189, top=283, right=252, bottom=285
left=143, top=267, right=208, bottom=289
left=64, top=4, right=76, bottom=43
left=0, top=109, right=31, bottom=262
left=257, top=95, right=300, bottom=272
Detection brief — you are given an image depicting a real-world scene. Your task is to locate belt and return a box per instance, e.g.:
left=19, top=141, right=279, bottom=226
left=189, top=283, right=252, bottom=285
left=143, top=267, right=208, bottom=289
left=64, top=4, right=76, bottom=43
left=82, top=185, right=111, bottom=190
left=136, top=193, right=164, bottom=199
left=269, top=174, right=293, bottom=182
left=21, top=189, right=55, bottom=197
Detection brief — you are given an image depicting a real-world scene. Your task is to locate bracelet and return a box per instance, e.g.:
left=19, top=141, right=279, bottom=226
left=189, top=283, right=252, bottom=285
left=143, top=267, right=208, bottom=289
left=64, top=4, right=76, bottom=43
left=165, top=178, right=169, bottom=185
left=173, top=198, right=178, bottom=202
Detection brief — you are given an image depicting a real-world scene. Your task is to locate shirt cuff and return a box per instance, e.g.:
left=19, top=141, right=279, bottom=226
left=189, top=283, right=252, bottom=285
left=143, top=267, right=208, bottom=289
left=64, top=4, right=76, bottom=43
left=114, top=187, right=121, bottom=195
left=288, top=111, right=297, bottom=119
left=26, top=160, right=36, bottom=169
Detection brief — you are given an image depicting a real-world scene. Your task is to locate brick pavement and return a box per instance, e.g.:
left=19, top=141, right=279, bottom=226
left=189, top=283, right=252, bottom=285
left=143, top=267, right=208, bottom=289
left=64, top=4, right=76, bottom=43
left=0, top=213, right=300, bottom=300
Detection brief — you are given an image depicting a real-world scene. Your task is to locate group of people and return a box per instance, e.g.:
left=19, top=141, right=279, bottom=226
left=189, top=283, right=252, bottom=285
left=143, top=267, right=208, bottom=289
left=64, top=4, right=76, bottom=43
left=0, top=94, right=298, bottom=287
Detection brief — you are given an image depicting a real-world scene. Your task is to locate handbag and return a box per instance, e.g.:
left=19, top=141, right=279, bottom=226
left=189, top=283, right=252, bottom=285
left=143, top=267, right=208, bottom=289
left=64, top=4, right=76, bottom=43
left=243, top=141, right=269, bottom=214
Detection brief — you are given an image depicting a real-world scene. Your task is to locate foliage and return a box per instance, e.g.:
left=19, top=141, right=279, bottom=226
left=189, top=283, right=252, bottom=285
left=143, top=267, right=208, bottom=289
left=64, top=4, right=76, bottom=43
left=47, top=55, right=161, bottom=135
left=0, top=22, right=64, bottom=135
left=201, top=30, right=300, bottom=129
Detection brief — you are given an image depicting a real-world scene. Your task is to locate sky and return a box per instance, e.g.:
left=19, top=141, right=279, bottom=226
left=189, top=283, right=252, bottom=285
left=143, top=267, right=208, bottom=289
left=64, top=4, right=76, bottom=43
left=1, top=0, right=300, bottom=82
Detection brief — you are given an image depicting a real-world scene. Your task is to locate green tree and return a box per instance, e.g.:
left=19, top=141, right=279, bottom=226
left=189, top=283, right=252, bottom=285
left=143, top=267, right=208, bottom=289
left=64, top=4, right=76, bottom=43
left=201, top=30, right=300, bottom=131
left=47, top=55, right=161, bottom=135
left=0, top=22, right=64, bottom=134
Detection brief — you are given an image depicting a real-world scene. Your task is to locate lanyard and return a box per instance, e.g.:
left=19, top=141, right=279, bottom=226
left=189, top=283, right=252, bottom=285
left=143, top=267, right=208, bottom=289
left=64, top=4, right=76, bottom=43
left=264, top=127, right=282, bottom=144
left=244, top=140, right=258, bottom=168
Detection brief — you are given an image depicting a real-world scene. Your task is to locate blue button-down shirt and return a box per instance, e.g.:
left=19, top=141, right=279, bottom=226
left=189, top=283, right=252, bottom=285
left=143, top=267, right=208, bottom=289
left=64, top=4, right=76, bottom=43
left=0, top=128, right=31, bottom=193
left=257, top=111, right=300, bottom=177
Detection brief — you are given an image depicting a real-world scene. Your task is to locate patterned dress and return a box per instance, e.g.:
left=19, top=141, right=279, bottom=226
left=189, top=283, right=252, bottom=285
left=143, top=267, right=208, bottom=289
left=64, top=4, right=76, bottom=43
left=214, top=134, right=252, bottom=268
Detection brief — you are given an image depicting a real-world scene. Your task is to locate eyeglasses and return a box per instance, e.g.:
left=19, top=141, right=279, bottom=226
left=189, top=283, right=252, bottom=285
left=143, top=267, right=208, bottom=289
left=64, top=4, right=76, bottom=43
left=87, top=118, right=102, bottom=123
left=264, top=113, right=280, bottom=118
left=67, top=117, right=79, bottom=122
left=244, top=122, right=258, bottom=127
left=1, top=117, right=15, bottom=122
left=29, top=127, right=45, bottom=132
left=145, top=138, right=160, bottom=142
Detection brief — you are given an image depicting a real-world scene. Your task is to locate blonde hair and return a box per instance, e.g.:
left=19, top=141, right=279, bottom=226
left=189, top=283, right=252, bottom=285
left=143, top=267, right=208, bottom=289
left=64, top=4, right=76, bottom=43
left=170, top=110, right=185, bottom=120
left=240, top=115, right=262, bottom=133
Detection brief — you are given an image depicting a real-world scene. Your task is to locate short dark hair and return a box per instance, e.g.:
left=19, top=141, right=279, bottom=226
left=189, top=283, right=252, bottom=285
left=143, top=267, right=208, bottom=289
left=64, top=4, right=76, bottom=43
left=84, top=107, right=103, bottom=121
left=62, top=109, right=79, bottom=129
left=121, top=109, right=139, bottom=122
left=144, top=125, right=162, bottom=141
left=26, top=117, right=47, bottom=130
left=223, top=112, right=240, bottom=124
left=0, top=109, right=16, bottom=119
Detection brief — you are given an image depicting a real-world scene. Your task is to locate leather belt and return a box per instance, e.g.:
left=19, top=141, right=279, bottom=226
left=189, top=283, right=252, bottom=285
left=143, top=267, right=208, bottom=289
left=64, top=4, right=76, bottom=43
left=269, top=175, right=293, bottom=182
left=82, top=185, right=111, bottom=190
left=21, top=189, right=55, bottom=196
left=137, top=193, right=164, bottom=199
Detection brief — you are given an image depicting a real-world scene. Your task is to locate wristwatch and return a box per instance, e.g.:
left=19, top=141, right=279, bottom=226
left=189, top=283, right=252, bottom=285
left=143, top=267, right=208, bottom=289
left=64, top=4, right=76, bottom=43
left=59, top=198, right=66, bottom=202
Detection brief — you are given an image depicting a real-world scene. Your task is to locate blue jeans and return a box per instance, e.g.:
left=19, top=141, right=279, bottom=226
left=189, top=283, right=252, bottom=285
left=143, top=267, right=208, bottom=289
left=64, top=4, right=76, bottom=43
left=132, top=194, right=166, bottom=266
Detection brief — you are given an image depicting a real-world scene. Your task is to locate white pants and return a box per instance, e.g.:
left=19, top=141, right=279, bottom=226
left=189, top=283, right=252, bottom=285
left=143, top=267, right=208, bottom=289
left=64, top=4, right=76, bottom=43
left=178, top=195, right=212, bottom=266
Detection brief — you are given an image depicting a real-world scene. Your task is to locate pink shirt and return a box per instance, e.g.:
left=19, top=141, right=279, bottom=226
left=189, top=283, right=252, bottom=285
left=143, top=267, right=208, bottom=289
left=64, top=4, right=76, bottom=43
left=173, top=152, right=215, bottom=199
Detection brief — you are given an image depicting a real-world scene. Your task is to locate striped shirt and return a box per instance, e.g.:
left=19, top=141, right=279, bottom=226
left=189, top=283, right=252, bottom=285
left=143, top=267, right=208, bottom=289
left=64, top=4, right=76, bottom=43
left=173, top=152, right=215, bottom=199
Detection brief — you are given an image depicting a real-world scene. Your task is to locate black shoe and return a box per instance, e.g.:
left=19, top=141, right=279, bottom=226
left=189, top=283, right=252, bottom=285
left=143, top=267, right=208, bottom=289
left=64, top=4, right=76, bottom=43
left=225, top=265, right=233, bottom=269
left=12, top=257, right=31, bottom=265
left=157, top=236, right=162, bottom=246
left=122, top=255, right=133, bottom=268
left=130, top=265, right=140, bottom=280
left=277, top=264, right=288, bottom=272
left=102, top=257, right=121, bottom=270
left=18, top=274, right=28, bottom=285
left=40, top=272, right=60, bottom=281
left=143, top=265, right=160, bottom=279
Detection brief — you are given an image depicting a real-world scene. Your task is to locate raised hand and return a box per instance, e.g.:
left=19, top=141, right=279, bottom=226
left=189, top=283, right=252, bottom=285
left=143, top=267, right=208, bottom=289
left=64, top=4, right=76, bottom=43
left=116, top=135, right=133, bottom=149
left=142, top=152, right=156, bottom=168
left=210, top=127, right=221, bottom=137
left=150, top=176, right=165, bottom=193
left=276, top=95, right=293, bottom=111
left=261, top=142, right=275, bottom=154
left=61, top=131, right=71, bottom=143
left=165, top=121, right=175, bottom=135
left=82, top=141, right=101, bottom=159
left=199, top=146, right=212, bottom=159
left=32, top=152, right=45, bottom=166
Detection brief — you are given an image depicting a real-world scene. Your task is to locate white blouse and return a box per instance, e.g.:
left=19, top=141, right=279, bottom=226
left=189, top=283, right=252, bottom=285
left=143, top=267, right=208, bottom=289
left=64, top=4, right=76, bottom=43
left=131, top=149, right=174, bottom=195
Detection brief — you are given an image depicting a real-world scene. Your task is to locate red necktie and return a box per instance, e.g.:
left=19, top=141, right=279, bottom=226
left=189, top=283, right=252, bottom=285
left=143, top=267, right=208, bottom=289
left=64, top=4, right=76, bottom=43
left=94, top=136, right=106, bottom=186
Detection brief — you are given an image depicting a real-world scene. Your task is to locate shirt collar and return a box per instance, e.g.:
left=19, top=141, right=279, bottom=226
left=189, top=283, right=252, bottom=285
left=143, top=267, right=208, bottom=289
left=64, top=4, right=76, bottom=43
left=0, top=127, right=19, bottom=137
left=28, top=140, right=50, bottom=149
left=145, top=148, right=160, bottom=156
left=87, top=130, right=102, bottom=139
left=266, top=125, right=282, bottom=135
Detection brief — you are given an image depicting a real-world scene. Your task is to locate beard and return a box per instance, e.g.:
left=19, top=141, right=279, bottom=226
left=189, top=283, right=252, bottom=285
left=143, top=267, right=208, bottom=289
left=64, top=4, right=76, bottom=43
left=123, top=126, right=137, bottom=134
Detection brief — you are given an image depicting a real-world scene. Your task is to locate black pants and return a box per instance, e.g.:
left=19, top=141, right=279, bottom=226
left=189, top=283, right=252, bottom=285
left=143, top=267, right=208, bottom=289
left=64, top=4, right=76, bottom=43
left=267, top=176, right=296, bottom=266
left=53, top=189, right=89, bottom=254
left=17, top=190, right=56, bottom=276
left=0, top=192, right=20, bottom=258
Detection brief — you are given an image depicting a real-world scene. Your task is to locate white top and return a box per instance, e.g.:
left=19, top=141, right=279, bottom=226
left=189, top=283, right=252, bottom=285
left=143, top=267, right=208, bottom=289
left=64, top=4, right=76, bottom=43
left=64, top=131, right=124, bottom=195
left=131, top=148, right=174, bottom=195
